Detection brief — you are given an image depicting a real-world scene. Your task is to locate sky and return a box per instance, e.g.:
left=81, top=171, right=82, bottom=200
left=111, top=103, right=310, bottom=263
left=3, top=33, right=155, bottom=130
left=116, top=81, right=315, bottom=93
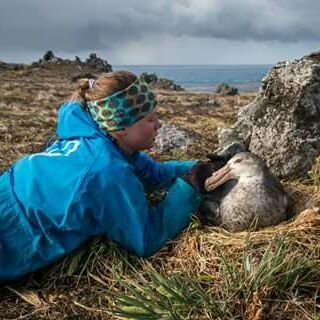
left=0, top=0, right=319, bottom=65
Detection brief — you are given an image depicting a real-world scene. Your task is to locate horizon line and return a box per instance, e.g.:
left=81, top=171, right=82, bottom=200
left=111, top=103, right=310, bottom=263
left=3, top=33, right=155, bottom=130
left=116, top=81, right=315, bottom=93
left=113, top=63, right=273, bottom=66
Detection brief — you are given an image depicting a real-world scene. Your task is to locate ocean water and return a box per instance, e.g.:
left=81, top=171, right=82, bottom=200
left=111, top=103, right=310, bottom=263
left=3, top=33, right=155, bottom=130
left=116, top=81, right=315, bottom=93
left=113, top=64, right=272, bottom=92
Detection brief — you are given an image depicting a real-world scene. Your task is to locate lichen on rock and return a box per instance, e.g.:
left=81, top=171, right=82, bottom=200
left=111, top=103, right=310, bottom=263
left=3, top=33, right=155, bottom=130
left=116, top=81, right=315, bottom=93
left=217, top=51, right=320, bottom=179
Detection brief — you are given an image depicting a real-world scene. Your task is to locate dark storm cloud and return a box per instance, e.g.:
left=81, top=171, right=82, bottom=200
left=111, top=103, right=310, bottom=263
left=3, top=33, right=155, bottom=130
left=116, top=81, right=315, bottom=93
left=179, top=1, right=320, bottom=42
left=0, top=0, right=319, bottom=53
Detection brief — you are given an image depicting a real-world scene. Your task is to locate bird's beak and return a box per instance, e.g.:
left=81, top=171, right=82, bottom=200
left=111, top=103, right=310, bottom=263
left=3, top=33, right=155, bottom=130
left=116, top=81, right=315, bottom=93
left=205, top=164, right=236, bottom=192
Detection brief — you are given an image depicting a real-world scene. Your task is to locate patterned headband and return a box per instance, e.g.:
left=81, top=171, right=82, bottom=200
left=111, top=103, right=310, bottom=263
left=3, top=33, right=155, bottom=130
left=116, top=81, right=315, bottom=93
left=87, top=78, right=157, bottom=132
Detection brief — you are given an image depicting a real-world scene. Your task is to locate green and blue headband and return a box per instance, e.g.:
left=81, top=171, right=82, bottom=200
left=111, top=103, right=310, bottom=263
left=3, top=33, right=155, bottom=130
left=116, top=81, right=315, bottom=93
left=87, top=78, right=157, bottom=132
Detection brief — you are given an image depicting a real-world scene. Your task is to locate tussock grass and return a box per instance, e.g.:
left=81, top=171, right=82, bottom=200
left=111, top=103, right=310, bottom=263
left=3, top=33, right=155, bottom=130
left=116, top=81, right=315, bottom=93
left=2, top=207, right=319, bottom=319
left=115, top=233, right=320, bottom=320
left=308, top=156, right=320, bottom=187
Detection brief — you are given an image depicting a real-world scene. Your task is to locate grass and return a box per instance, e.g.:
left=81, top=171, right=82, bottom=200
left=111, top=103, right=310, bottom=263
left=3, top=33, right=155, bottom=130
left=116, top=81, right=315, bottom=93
left=308, top=156, right=320, bottom=187
left=113, top=236, right=320, bottom=319
left=3, top=208, right=319, bottom=319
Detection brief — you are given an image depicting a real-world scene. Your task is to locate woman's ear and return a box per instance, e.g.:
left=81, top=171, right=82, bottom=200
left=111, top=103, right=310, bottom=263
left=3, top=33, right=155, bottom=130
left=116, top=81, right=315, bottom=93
left=112, top=129, right=128, bottom=139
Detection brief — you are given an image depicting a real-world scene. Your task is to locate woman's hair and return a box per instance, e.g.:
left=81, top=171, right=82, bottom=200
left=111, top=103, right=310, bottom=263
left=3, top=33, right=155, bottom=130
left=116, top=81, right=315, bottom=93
left=70, top=71, right=137, bottom=106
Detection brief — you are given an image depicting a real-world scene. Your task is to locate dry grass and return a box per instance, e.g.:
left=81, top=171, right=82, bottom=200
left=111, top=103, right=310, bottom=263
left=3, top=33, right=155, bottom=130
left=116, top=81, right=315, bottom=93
left=0, top=66, right=319, bottom=319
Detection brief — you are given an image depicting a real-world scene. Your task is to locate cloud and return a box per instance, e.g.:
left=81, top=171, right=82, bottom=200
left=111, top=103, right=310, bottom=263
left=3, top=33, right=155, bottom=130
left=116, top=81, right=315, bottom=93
left=0, top=0, right=319, bottom=63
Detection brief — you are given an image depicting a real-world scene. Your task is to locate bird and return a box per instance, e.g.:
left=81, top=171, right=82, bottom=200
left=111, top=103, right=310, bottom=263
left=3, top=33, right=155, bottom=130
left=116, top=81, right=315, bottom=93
left=197, top=152, right=292, bottom=232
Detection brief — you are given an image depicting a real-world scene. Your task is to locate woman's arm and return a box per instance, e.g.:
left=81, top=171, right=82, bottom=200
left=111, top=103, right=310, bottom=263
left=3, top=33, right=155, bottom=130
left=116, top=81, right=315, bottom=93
left=93, top=166, right=202, bottom=257
left=131, top=151, right=199, bottom=191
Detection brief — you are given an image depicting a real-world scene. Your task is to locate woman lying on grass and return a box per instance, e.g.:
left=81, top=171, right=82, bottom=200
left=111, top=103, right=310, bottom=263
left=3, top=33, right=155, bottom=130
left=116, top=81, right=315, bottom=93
left=0, top=71, right=218, bottom=280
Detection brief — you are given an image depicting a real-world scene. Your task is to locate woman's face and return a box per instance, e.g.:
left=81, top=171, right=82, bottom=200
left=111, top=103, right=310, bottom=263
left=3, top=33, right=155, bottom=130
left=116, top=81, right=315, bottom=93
left=115, top=108, right=162, bottom=154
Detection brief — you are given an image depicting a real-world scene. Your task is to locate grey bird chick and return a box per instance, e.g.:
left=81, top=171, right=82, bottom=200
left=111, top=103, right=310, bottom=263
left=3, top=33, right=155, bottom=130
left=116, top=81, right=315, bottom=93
left=198, top=152, right=292, bottom=232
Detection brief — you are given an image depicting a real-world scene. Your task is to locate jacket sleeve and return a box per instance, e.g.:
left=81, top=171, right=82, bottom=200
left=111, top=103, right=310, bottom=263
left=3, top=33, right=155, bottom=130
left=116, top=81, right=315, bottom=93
left=131, top=151, right=198, bottom=191
left=98, top=165, right=202, bottom=257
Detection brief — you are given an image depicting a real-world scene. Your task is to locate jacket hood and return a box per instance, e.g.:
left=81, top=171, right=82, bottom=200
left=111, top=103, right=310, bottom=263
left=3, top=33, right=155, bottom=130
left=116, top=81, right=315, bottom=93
left=57, top=101, right=106, bottom=139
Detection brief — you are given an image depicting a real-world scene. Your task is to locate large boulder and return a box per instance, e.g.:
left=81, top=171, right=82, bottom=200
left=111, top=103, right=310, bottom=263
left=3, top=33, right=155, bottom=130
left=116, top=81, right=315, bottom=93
left=153, top=123, right=190, bottom=152
left=217, top=50, right=320, bottom=179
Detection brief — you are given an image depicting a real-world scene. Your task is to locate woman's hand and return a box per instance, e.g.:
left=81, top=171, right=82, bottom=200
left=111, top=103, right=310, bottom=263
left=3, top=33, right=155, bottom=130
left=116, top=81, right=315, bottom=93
left=183, top=155, right=227, bottom=193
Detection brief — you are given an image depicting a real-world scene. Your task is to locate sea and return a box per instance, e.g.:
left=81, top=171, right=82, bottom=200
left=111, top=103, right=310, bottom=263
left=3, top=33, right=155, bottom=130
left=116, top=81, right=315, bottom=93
left=113, top=64, right=272, bottom=93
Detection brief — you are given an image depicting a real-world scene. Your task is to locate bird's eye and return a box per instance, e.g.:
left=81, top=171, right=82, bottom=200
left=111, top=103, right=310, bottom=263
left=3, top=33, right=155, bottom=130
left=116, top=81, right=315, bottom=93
left=233, top=158, right=243, bottom=163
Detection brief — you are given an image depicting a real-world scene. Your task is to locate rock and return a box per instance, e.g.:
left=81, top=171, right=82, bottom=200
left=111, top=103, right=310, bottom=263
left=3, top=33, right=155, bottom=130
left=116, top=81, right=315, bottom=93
left=31, top=52, right=113, bottom=75
left=304, top=50, right=320, bottom=63
left=75, top=56, right=82, bottom=64
left=215, top=128, right=247, bottom=158
left=140, top=72, right=158, bottom=84
left=0, top=61, right=25, bottom=71
left=153, top=123, right=190, bottom=152
left=85, top=53, right=112, bottom=73
left=140, top=73, right=185, bottom=91
left=204, top=99, right=220, bottom=107
left=43, top=50, right=55, bottom=61
left=218, top=51, right=320, bottom=179
left=39, top=51, right=62, bottom=64
left=156, top=78, right=185, bottom=91
left=215, top=83, right=238, bottom=96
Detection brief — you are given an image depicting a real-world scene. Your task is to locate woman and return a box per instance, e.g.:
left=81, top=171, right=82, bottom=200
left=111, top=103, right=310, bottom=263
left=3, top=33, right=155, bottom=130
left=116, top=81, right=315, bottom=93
left=0, top=71, right=213, bottom=280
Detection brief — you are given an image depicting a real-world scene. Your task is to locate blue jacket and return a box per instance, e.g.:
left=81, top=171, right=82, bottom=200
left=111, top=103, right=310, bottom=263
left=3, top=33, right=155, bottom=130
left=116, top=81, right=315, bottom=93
left=0, top=102, right=202, bottom=280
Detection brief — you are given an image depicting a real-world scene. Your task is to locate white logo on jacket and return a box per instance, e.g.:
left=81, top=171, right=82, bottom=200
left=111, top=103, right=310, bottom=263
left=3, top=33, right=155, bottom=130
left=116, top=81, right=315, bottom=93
left=29, top=140, right=80, bottom=160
